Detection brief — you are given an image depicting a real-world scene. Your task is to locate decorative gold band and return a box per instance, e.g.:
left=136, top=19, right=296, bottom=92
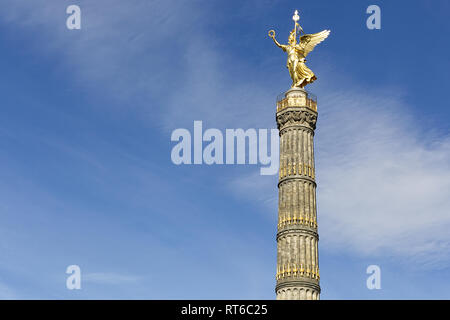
left=279, top=162, right=315, bottom=179
left=278, top=216, right=317, bottom=229
left=276, top=264, right=320, bottom=281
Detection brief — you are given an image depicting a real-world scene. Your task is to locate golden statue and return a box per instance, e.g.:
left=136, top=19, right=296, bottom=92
left=269, top=10, right=330, bottom=88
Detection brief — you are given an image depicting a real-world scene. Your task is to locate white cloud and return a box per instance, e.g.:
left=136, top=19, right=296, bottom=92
left=227, top=170, right=278, bottom=217
left=0, top=0, right=203, bottom=107
left=228, top=84, right=450, bottom=269
left=315, top=86, right=450, bottom=268
left=0, top=1, right=279, bottom=131
left=162, top=37, right=277, bottom=130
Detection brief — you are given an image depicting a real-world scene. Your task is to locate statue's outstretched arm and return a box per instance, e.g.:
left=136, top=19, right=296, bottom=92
left=268, top=30, right=286, bottom=51
left=272, top=37, right=285, bottom=50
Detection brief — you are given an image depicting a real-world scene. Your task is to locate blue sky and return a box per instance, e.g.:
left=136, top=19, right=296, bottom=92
left=0, top=0, right=449, bottom=299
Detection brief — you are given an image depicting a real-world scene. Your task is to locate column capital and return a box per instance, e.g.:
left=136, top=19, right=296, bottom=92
left=276, top=108, right=317, bottom=131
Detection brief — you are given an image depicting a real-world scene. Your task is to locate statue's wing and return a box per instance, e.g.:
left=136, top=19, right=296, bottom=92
left=300, top=30, right=330, bottom=56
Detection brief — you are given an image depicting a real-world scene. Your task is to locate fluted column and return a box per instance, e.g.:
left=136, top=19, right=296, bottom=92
left=275, top=88, right=320, bottom=300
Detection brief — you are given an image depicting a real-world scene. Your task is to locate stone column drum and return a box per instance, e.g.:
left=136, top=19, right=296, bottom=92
left=275, top=87, right=320, bottom=300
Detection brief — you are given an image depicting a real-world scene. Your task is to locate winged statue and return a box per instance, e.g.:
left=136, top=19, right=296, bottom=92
left=269, top=11, right=330, bottom=88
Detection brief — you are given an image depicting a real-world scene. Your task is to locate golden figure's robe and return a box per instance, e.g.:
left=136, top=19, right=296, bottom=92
left=284, top=45, right=317, bottom=88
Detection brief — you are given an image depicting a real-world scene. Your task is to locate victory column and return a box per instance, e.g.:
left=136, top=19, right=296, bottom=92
left=269, top=10, right=330, bottom=300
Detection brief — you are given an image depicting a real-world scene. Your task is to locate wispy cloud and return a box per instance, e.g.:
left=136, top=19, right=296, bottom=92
left=316, top=85, right=450, bottom=268
left=227, top=170, right=278, bottom=220
left=0, top=0, right=205, bottom=113
left=162, top=37, right=277, bottom=130
left=0, top=0, right=280, bottom=132
left=229, top=82, right=450, bottom=269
